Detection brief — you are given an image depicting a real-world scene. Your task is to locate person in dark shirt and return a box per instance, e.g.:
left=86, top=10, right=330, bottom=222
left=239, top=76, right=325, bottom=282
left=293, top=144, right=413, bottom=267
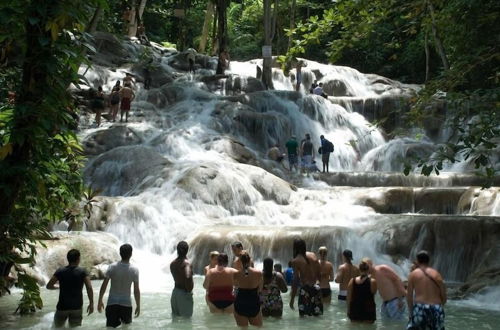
left=46, top=249, right=94, bottom=328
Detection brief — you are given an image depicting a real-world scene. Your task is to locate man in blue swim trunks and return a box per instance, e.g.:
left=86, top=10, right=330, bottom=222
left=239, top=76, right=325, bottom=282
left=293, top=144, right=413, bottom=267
left=366, top=258, right=407, bottom=320
left=407, top=251, right=446, bottom=330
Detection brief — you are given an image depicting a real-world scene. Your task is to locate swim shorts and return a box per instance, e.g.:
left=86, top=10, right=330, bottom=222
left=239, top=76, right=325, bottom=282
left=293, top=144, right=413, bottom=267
left=407, top=303, right=444, bottom=330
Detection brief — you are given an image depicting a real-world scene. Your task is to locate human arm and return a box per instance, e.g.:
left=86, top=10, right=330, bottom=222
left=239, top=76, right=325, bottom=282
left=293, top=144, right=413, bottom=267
left=84, top=276, right=94, bottom=315
left=185, top=262, right=194, bottom=293
left=203, top=271, right=210, bottom=290
left=438, top=273, right=447, bottom=305
left=370, top=278, right=377, bottom=295
left=347, top=278, right=353, bottom=314
left=406, top=274, right=414, bottom=316
left=289, top=263, right=298, bottom=310
left=45, top=275, right=59, bottom=290
left=97, top=277, right=110, bottom=313
left=133, top=280, right=141, bottom=317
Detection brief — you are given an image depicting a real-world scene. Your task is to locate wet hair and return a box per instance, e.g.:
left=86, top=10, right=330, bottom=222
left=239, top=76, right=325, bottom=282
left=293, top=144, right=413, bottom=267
left=305, top=133, right=311, bottom=139
left=120, top=244, right=133, bottom=260
left=293, top=238, right=307, bottom=263
left=318, top=246, right=328, bottom=258
left=263, top=257, right=274, bottom=280
left=288, top=261, right=292, bottom=267
left=67, top=249, right=80, bottom=264
left=115, top=81, right=121, bottom=86
left=343, top=249, right=353, bottom=263
left=416, top=250, right=430, bottom=264
left=274, top=263, right=282, bottom=273
left=320, top=135, right=325, bottom=139
left=217, top=253, right=229, bottom=266
left=240, top=250, right=251, bottom=276
left=359, top=260, right=370, bottom=273
left=209, top=251, right=219, bottom=259
left=176, top=241, right=189, bottom=259
left=231, top=241, right=243, bottom=249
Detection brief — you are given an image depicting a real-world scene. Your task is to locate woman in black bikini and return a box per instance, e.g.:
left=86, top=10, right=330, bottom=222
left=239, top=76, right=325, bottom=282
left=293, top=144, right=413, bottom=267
left=233, top=251, right=263, bottom=327
left=347, top=259, right=378, bottom=323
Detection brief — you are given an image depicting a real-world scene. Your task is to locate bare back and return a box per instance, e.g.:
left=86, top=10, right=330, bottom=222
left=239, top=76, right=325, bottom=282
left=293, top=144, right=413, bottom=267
left=409, top=267, right=446, bottom=305
left=170, top=258, right=193, bottom=292
left=372, top=265, right=406, bottom=301
left=205, top=267, right=237, bottom=288
left=336, top=263, right=360, bottom=290
left=234, top=267, right=262, bottom=290
left=319, top=260, right=334, bottom=288
left=120, top=86, right=134, bottom=100
left=292, top=251, right=320, bottom=286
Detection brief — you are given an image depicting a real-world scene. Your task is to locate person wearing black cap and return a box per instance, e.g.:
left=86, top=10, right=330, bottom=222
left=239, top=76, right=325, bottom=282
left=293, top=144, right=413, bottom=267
left=407, top=251, right=446, bottom=330
left=335, top=249, right=360, bottom=301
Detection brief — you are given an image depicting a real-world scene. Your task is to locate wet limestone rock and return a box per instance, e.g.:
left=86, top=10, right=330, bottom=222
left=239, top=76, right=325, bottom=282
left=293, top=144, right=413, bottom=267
left=84, top=145, right=171, bottom=196
left=458, top=187, right=500, bottom=216
left=357, top=187, right=414, bottom=214
left=83, top=125, right=143, bottom=156
left=20, top=232, right=120, bottom=284
left=176, top=163, right=296, bottom=214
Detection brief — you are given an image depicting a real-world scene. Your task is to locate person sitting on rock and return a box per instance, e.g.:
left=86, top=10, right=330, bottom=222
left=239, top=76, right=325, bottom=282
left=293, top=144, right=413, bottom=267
left=46, top=249, right=94, bottom=328
left=267, top=144, right=285, bottom=168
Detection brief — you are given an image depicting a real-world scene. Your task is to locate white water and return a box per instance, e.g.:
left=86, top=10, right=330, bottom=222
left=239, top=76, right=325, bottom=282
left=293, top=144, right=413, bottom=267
left=4, top=40, right=497, bottom=327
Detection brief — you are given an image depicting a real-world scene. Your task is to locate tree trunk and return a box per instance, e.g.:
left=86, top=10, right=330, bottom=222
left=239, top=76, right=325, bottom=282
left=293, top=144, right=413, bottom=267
left=199, top=1, right=215, bottom=53
left=128, top=0, right=147, bottom=38
left=426, top=0, right=449, bottom=71
left=262, top=0, right=277, bottom=90
left=211, top=6, right=218, bottom=55
left=215, top=0, right=228, bottom=72
left=86, top=6, right=103, bottom=34
left=424, top=30, right=430, bottom=82
left=288, top=0, right=296, bottom=50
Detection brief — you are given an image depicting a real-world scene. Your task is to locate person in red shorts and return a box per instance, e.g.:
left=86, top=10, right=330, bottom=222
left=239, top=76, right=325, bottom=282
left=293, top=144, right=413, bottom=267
left=119, top=82, right=135, bottom=122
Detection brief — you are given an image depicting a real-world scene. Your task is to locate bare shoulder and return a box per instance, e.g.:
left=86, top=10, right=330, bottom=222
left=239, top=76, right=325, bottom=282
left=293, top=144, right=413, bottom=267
left=338, top=263, right=347, bottom=271
left=306, top=251, right=318, bottom=261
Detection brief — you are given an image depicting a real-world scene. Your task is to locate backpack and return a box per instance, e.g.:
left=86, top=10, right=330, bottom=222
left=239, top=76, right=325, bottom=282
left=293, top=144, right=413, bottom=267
left=326, top=140, right=334, bottom=153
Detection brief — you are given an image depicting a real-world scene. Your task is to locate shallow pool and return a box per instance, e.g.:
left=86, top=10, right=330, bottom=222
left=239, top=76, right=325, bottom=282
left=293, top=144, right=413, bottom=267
left=1, top=277, right=499, bottom=329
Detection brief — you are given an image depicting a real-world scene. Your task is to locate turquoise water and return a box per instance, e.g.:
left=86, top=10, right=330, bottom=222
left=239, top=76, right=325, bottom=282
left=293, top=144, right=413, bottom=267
left=1, top=277, right=499, bottom=329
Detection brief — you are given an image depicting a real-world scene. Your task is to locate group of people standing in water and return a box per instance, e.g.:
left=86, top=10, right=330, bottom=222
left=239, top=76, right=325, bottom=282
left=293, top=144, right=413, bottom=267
left=90, top=74, right=136, bottom=126
left=46, top=239, right=446, bottom=329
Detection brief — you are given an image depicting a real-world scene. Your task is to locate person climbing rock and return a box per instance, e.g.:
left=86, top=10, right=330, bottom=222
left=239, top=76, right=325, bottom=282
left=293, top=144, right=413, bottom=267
left=91, top=86, right=105, bottom=127
left=119, top=82, right=135, bottom=123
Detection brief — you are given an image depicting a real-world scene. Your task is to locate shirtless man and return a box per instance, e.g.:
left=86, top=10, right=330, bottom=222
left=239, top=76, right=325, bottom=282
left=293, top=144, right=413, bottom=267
left=289, top=238, right=323, bottom=316
left=407, top=251, right=446, bottom=330
left=204, top=253, right=238, bottom=314
left=335, top=249, right=360, bottom=301
left=119, top=82, right=135, bottom=122
left=365, top=258, right=407, bottom=320
left=123, top=73, right=135, bottom=86
left=318, top=246, right=334, bottom=304
left=170, top=241, right=194, bottom=318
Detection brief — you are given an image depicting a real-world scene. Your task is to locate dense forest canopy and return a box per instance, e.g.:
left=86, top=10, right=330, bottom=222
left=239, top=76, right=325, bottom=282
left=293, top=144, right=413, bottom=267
left=0, top=0, right=499, bottom=312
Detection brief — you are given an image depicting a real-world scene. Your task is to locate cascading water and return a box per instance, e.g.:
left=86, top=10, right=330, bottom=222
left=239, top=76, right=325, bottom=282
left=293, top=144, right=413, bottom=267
left=3, top=35, right=499, bottom=329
